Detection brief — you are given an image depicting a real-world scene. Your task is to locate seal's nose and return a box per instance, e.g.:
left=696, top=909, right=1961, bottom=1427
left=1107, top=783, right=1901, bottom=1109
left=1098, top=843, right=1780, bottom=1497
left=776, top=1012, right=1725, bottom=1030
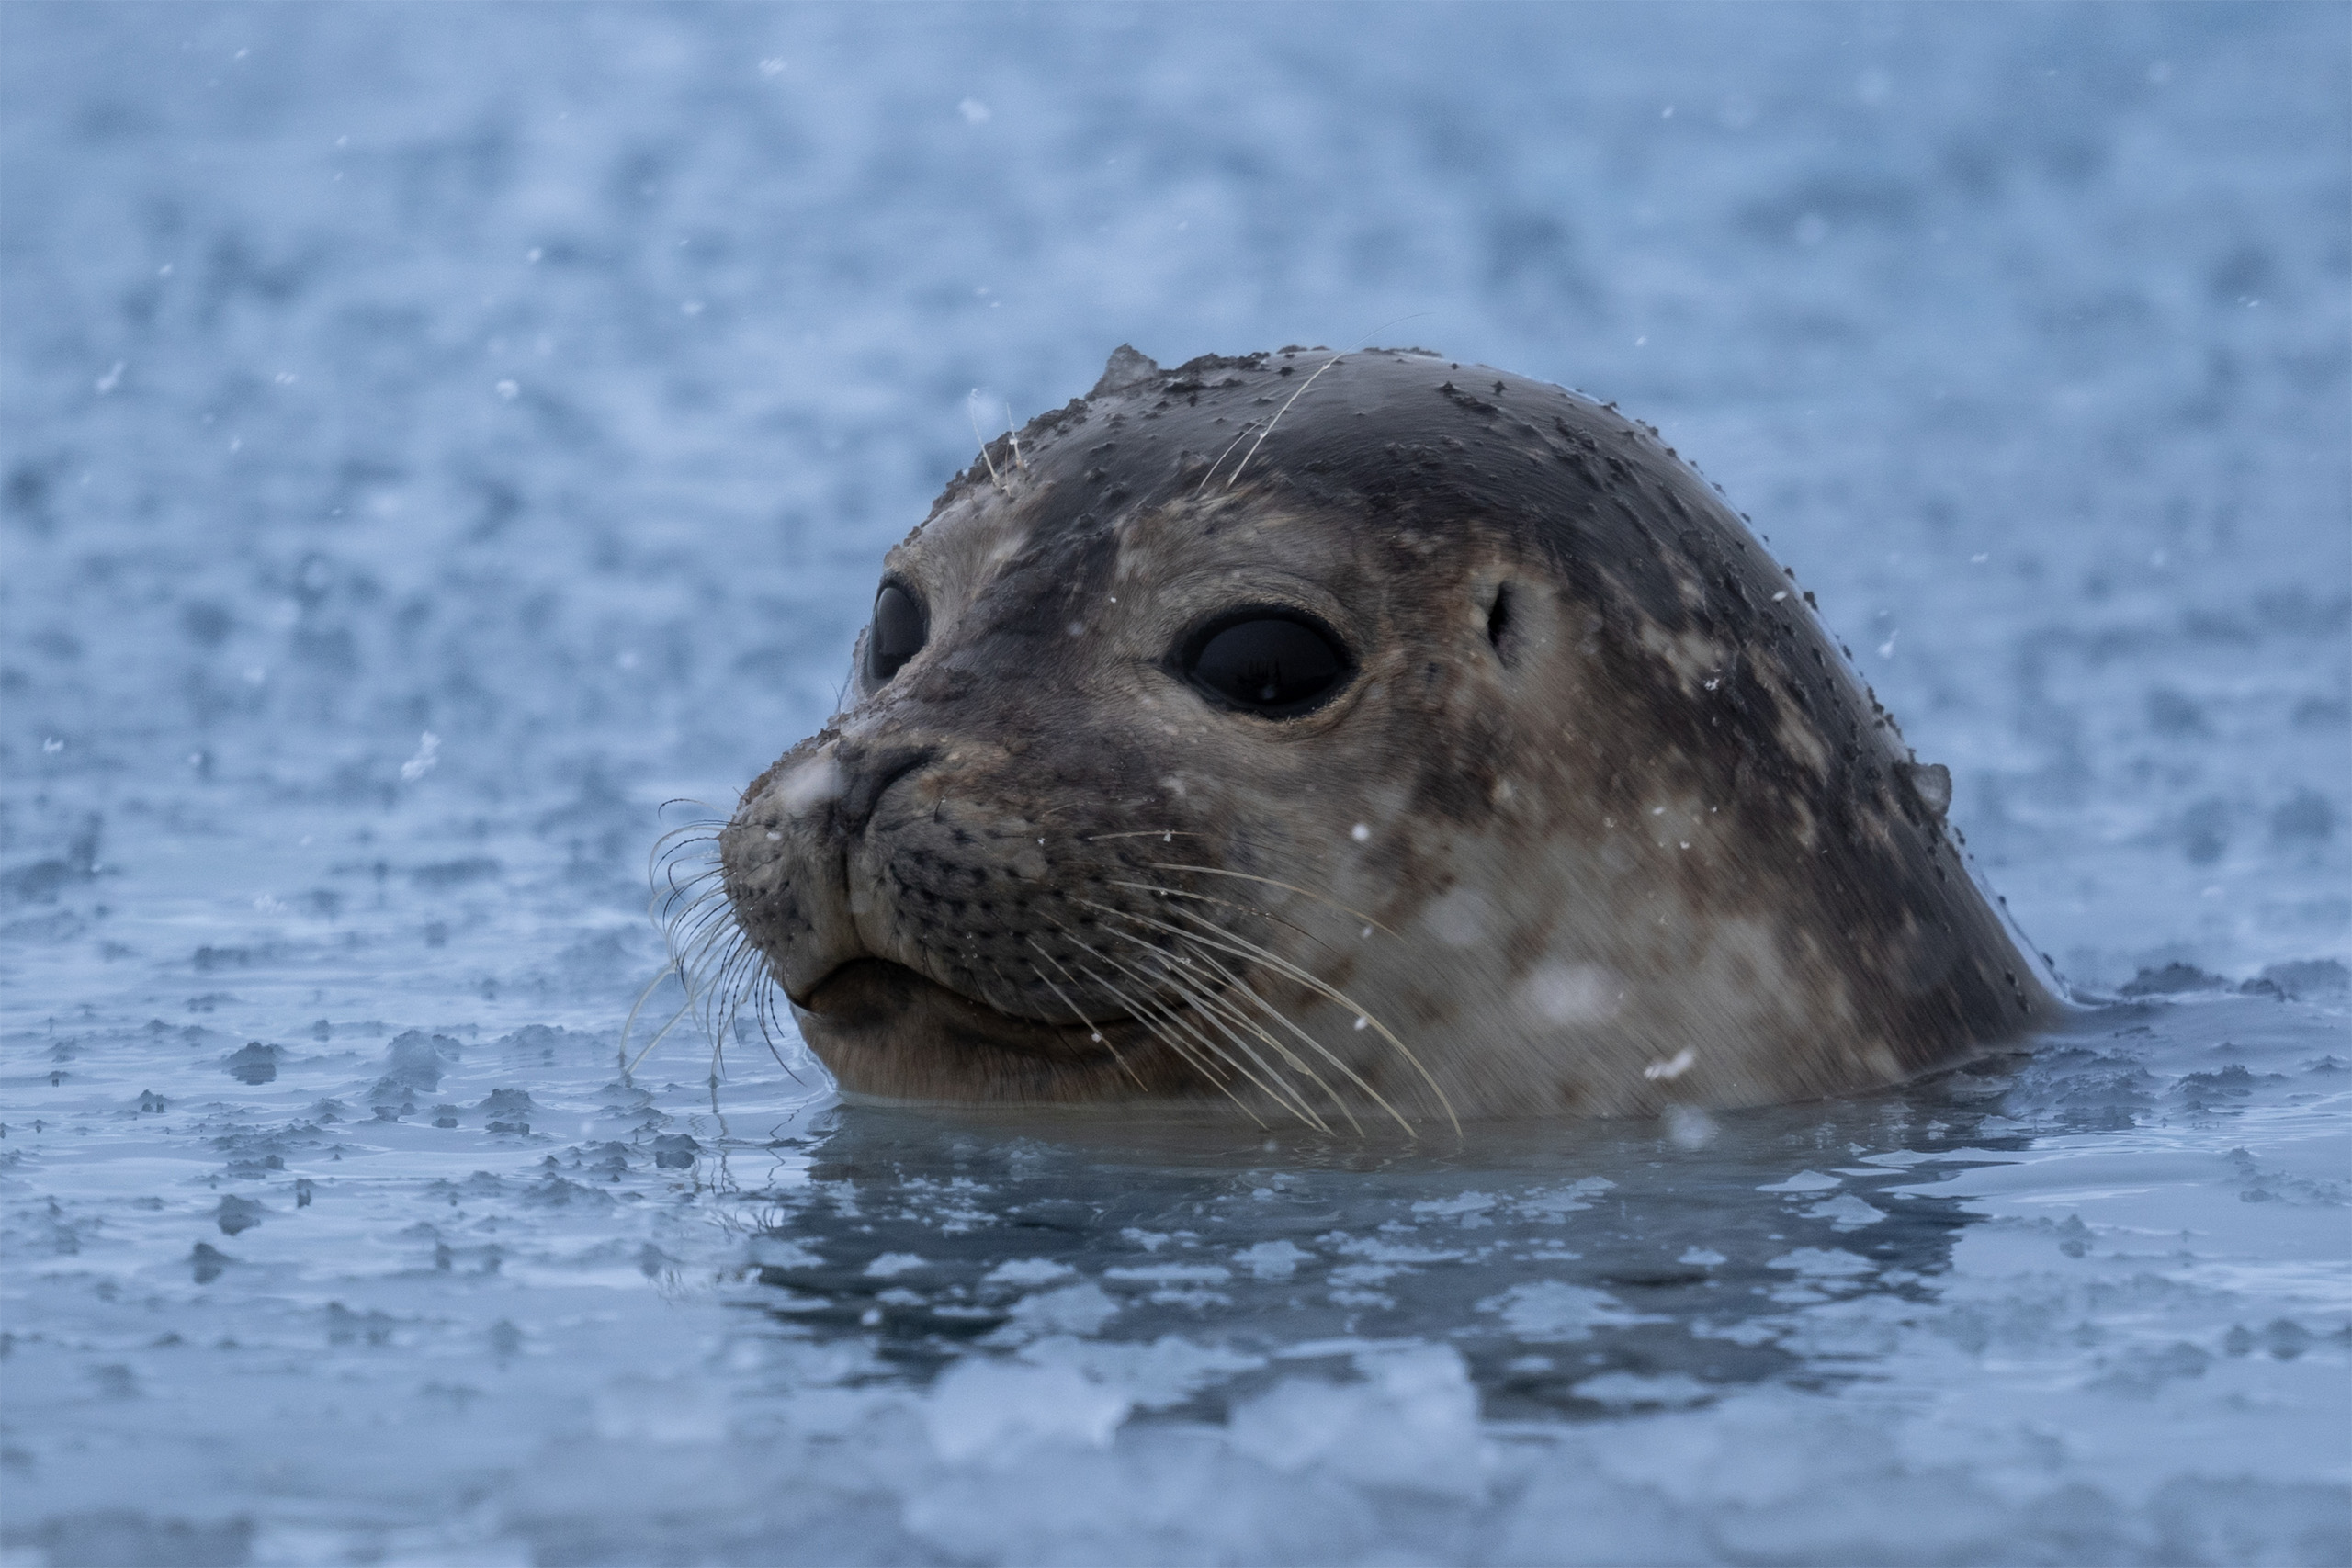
left=832, top=742, right=936, bottom=835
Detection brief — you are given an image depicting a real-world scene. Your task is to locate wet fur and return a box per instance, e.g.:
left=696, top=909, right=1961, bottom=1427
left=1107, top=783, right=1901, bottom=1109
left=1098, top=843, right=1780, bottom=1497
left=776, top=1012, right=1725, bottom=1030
left=718, top=347, right=2056, bottom=1123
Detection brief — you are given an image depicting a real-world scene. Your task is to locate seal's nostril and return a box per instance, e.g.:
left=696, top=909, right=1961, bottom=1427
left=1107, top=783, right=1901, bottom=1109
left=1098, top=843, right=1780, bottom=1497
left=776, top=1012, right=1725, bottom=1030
left=834, top=744, right=936, bottom=835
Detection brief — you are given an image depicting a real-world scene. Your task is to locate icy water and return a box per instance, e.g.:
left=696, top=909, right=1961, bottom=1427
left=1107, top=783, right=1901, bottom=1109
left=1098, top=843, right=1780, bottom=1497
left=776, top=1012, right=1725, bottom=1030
left=4, top=5, right=2348, bottom=1564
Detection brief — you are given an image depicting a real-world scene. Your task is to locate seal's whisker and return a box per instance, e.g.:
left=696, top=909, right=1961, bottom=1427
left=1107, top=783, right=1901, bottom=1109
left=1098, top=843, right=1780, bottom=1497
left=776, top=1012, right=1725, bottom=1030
left=1060, top=951, right=1264, bottom=1123
left=1159, top=901, right=1458, bottom=1134
left=1046, top=926, right=1234, bottom=1089
left=647, top=855, right=720, bottom=923
left=1169, top=936, right=1392, bottom=1137
left=1083, top=923, right=1329, bottom=1131
left=1046, top=917, right=1290, bottom=1115
left=1021, top=947, right=1148, bottom=1092
left=1139, top=862, right=1396, bottom=936
left=618, top=961, right=684, bottom=1079
left=669, top=886, right=741, bottom=950
left=1088, top=895, right=1422, bottom=1130
left=650, top=813, right=723, bottom=852
left=662, top=860, right=724, bottom=904
left=1080, top=830, right=1209, bottom=843
left=671, top=910, right=743, bottom=990
left=1226, top=350, right=1343, bottom=491
left=1114, top=929, right=1353, bottom=1134
left=1193, top=420, right=1262, bottom=493
left=627, top=997, right=696, bottom=1077
left=657, top=887, right=720, bottom=936
left=674, top=927, right=750, bottom=1036
left=967, top=397, right=1009, bottom=496
left=658, top=881, right=727, bottom=933
left=650, top=823, right=722, bottom=856
left=1088, top=900, right=1403, bottom=1134
left=1104, top=879, right=1344, bottom=960
left=705, top=938, right=758, bottom=1035
left=744, top=960, right=801, bottom=1079
left=646, top=821, right=723, bottom=889
left=670, top=902, right=737, bottom=964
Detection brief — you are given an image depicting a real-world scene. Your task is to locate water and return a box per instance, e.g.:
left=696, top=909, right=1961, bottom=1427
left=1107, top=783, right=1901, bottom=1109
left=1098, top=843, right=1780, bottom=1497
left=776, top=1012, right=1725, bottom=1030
left=3, top=5, right=2347, bottom=1563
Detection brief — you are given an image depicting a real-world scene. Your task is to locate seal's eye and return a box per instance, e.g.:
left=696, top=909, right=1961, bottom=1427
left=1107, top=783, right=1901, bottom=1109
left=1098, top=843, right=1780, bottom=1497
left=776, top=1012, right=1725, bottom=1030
left=867, top=581, right=926, bottom=683
left=1182, top=611, right=1350, bottom=717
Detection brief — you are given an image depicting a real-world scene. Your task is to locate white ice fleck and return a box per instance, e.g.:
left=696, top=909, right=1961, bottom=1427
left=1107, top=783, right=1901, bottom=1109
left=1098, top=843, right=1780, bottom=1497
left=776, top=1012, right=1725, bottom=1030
left=775, top=752, right=842, bottom=813
left=1645, top=1047, right=1697, bottom=1081
left=1520, top=963, right=1620, bottom=1026
left=399, top=731, right=440, bottom=782
left=94, top=362, right=126, bottom=395
left=957, top=97, right=992, bottom=125
left=1425, top=886, right=1489, bottom=948
left=1350, top=822, right=1370, bottom=841
left=495, top=378, right=520, bottom=400
left=863, top=1252, right=928, bottom=1278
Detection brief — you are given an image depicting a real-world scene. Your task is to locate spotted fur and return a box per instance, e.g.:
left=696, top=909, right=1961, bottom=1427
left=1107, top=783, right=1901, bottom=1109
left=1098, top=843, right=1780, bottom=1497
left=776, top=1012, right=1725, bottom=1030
left=718, top=347, right=2058, bottom=1122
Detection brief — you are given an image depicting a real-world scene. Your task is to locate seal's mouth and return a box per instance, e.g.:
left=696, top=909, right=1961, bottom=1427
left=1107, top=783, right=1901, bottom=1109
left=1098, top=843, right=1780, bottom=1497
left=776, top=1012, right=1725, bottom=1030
left=800, top=956, right=1133, bottom=1060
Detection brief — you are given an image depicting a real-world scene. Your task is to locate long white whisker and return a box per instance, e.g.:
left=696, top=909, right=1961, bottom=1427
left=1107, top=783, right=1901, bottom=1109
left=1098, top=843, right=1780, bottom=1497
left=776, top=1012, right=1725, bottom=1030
left=628, top=998, right=695, bottom=1077
left=1089, top=900, right=1408, bottom=1134
left=1021, top=949, right=1147, bottom=1092
left=1103, top=879, right=1344, bottom=960
left=1193, top=420, right=1262, bottom=493
left=1076, top=924, right=1328, bottom=1131
left=1157, top=900, right=1456, bottom=1134
left=1140, top=862, right=1396, bottom=935
left=1107, top=926, right=1349, bottom=1133
left=1226, top=351, right=1342, bottom=490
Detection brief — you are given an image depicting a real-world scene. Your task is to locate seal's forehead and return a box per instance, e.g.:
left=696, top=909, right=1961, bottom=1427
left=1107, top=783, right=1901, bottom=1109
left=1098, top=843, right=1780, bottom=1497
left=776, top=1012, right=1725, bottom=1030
left=880, top=344, right=1771, bottom=640
left=882, top=478, right=1042, bottom=621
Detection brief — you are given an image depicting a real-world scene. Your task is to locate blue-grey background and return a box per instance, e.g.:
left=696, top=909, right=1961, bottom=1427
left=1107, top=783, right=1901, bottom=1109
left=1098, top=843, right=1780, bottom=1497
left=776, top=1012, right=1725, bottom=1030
left=3, top=6, right=2346, bottom=1564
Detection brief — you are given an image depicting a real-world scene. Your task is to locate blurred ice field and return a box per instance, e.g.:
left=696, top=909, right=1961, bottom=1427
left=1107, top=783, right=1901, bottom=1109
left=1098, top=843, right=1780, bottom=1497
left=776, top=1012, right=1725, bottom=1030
left=1, top=4, right=2347, bottom=1563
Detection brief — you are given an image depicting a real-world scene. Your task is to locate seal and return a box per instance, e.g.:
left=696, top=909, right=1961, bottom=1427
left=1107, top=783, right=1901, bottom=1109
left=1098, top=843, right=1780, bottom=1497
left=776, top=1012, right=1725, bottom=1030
left=712, top=345, right=2058, bottom=1128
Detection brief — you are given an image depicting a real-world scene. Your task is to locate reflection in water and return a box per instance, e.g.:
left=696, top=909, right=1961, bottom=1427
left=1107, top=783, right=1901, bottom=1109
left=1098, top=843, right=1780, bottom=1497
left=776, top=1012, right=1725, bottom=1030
left=705, top=1060, right=2030, bottom=1421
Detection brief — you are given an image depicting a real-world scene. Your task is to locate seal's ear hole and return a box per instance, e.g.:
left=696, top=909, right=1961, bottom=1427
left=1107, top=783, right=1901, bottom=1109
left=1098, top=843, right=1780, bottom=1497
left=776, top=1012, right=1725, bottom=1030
left=868, top=581, right=927, bottom=683
left=1486, top=582, right=1517, bottom=666
left=1181, top=609, right=1351, bottom=717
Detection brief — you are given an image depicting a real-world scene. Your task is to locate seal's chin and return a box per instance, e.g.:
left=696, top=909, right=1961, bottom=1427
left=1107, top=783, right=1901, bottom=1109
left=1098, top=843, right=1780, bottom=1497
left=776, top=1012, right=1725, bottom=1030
left=790, top=954, right=1204, bottom=1104
left=798, top=957, right=1118, bottom=1063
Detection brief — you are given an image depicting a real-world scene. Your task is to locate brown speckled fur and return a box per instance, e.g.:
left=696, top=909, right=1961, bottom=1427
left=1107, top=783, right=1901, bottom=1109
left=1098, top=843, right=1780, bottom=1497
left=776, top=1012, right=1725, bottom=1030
left=719, top=346, right=2058, bottom=1123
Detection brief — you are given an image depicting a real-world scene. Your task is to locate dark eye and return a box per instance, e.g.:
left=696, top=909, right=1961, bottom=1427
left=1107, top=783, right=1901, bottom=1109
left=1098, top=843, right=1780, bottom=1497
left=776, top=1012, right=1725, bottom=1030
left=867, top=581, right=926, bottom=682
left=1182, top=611, right=1350, bottom=716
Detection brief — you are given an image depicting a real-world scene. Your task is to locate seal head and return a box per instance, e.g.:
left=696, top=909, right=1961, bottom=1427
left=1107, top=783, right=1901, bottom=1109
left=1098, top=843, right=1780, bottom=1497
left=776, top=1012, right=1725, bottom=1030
left=718, top=346, right=2056, bottom=1125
